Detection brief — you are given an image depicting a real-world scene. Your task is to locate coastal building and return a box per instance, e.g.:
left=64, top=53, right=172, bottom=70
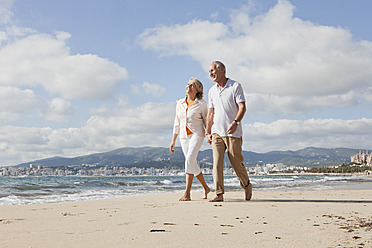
left=1, top=161, right=310, bottom=177
left=350, top=151, right=372, bottom=166
left=248, top=163, right=298, bottom=175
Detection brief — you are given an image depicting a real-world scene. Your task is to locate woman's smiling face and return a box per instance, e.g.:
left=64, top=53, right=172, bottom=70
left=186, top=81, right=197, bottom=94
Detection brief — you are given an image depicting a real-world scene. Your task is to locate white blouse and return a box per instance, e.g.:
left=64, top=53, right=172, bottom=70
left=173, top=98, right=208, bottom=139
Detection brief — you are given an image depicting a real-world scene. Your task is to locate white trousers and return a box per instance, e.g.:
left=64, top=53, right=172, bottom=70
left=179, top=134, right=204, bottom=175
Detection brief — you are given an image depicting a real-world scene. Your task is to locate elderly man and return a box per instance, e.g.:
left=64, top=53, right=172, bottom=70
left=206, top=61, right=252, bottom=202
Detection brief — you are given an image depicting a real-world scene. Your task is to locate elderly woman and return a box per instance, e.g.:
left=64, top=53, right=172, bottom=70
left=170, top=78, right=210, bottom=201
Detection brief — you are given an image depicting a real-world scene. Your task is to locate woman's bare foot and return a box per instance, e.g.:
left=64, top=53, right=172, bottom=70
left=179, top=195, right=191, bottom=201
left=203, top=187, right=211, bottom=199
left=209, top=194, right=223, bottom=202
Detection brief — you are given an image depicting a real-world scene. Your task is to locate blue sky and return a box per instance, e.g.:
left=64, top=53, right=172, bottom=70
left=1, top=0, right=372, bottom=165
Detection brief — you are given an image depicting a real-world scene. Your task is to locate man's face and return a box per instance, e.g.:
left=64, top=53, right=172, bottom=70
left=209, top=63, right=223, bottom=82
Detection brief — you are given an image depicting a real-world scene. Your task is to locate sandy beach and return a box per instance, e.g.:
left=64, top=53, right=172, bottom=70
left=1, top=189, right=372, bottom=248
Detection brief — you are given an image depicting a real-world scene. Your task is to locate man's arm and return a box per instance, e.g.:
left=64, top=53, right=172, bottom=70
left=227, top=102, right=246, bottom=135
left=206, top=108, right=214, bottom=144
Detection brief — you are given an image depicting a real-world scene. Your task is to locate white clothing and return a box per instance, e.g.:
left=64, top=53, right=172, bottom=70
left=179, top=134, right=204, bottom=175
left=173, top=98, right=208, bottom=139
left=208, top=78, right=245, bottom=138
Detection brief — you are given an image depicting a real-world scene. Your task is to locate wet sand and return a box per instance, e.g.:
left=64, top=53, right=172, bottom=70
left=1, top=189, right=372, bottom=248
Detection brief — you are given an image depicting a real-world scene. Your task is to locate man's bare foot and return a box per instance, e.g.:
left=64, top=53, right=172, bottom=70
left=209, top=194, right=223, bottom=202
left=245, top=183, right=253, bottom=201
left=203, top=187, right=211, bottom=199
left=179, top=195, right=191, bottom=201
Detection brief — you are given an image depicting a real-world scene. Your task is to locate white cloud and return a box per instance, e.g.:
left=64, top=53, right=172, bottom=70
left=139, top=19, right=228, bottom=60
left=0, top=126, right=82, bottom=165
left=131, top=84, right=142, bottom=96
left=44, top=98, right=75, bottom=123
left=243, top=118, right=372, bottom=152
left=142, top=82, right=166, bottom=97
left=0, top=86, right=40, bottom=122
left=84, top=101, right=174, bottom=138
left=0, top=0, right=14, bottom=24
left=1, top=0, right=371, bottom=166
left=362, top=85, right=372, bottom=102
left=1, top=114, right=371, bottom=165
left=245, top=91, right=360, bottom=115
left=0, top=31, right=129, bottom=100
left=138, top=0, right=372, bottom=115
left=210, top=11, right=219, bottom=21
left=131, top=81, right=166, bottom=98
left=0, top=101, right=176, bottom=165
left=0, top=4, right=134, bottom=163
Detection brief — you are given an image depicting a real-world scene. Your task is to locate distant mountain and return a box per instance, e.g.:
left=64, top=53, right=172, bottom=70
left=244, top=147, right=364, bottom=167
left=14, top=147, right=369, bottom=168
left=15, top=147, right=185, bottom=168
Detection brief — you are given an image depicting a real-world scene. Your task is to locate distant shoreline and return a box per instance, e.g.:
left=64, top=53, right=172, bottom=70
left=1, top=172, right=371, bottom=178
left=265, top=172, right=372, bottom=177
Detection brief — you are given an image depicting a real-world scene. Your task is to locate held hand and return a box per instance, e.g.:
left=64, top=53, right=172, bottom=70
left=227, top=121, right=237, bottom=135
left=206, top=134, right=212, bottom=145
left=169, top=143, right=175, bottom=153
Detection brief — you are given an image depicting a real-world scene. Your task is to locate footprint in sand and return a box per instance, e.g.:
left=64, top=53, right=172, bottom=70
left=0, top=219, right=26, bottom=224
left=150, top=229, right=166, bottom=232
left=62, top=212, right=76, bottom=216
left=163, top=222, right=176, bottom=226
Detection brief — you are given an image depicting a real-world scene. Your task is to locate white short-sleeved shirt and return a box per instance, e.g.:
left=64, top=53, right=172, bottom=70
left=208, top=78, right=245, bottom=138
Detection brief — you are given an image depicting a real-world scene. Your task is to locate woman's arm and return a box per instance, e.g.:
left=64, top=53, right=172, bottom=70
left=169, top=133, right=178, bottom=153
left=201, top=101, right=208, bottom=128
left=170, top=101, right=180, bottom=153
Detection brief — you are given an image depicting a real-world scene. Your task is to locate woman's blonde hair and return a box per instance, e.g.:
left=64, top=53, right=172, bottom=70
left=189, top=78, right=204, bottom=100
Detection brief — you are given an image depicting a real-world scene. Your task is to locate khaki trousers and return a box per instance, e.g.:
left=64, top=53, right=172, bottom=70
left=212, top=134, right=250, bottom=195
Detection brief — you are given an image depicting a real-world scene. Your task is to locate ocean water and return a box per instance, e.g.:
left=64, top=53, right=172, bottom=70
left=0, top=175, right=370, bottom=206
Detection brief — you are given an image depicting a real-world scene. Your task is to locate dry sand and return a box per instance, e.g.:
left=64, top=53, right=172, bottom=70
left=1, top=189, right=372, bottom=248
